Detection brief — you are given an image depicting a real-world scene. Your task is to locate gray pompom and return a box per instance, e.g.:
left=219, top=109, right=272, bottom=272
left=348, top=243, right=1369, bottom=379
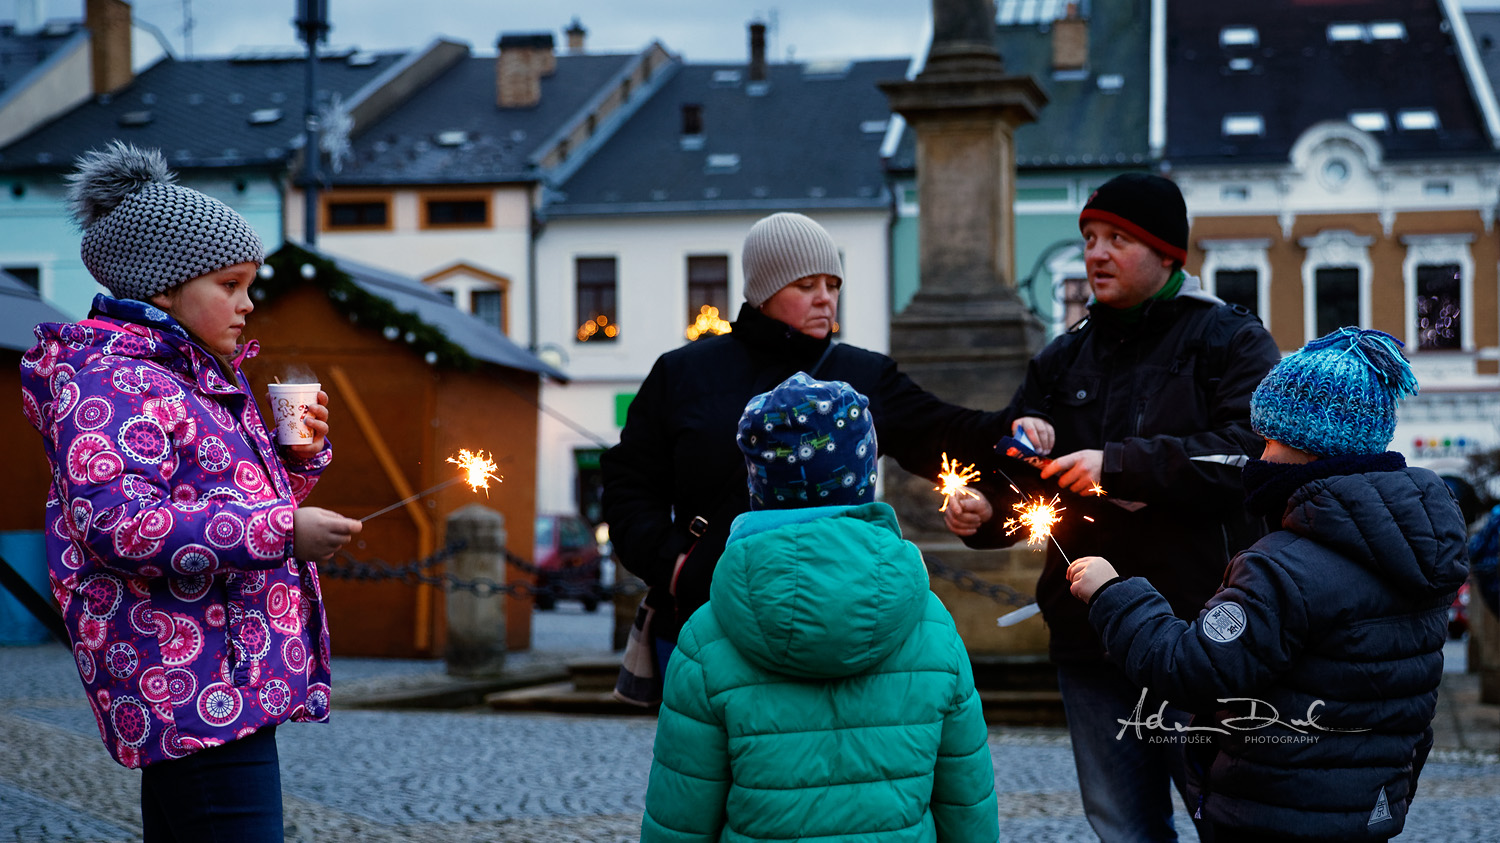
left=65, top=140, right=176, bottom=229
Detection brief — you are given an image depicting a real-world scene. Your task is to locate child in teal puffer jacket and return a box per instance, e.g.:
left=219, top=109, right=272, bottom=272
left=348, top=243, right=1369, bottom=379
left=641, top=373, right=998, bottom=843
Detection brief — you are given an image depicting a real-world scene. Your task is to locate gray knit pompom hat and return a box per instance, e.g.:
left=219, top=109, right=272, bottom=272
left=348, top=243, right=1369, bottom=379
left=67, top=141, right=264, bottom=300
left=741, top=212, right=844, bottom=307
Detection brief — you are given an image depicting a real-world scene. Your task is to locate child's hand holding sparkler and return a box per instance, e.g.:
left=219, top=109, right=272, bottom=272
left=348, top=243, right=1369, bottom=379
left=294, top=507, right=362, bottom=561
left=1066, top=555, right=1118, bottom=603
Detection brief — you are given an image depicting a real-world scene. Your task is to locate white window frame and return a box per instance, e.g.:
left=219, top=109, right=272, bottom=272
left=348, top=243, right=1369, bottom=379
left=1400, top=233, right=1475, bottom=352
left=1299, top=230, right=1373, bottom=343
left=1199, top=238, right=1272, bottom=330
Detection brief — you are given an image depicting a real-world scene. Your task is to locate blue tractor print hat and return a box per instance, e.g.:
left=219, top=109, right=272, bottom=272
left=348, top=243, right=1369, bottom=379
left=736, top=373, right=878, bottom=510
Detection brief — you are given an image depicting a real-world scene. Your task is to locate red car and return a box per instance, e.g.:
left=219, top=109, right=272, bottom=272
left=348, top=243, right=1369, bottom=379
left=533, top=513, right=604, bottom=612
left=1449, top=582, right=1470, bottom=639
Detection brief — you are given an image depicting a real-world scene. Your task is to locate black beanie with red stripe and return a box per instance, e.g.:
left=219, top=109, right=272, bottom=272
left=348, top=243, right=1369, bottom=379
left=1078, top=173, right=1188, bottom=263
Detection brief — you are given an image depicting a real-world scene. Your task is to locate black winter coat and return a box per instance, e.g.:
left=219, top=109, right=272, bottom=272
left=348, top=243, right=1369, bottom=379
left=1088, top=462, right=1469, bottom=841
left=963, top=278, right=1281, bottom=661
left=601, top=303, right=1007, bottom=641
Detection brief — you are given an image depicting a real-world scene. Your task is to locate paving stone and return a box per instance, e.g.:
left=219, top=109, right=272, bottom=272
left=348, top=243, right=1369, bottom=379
left=5, top=607, right=1498, bottom=842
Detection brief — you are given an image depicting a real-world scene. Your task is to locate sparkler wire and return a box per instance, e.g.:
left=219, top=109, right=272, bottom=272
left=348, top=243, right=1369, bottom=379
left=359, top=476, right=465, bottom=523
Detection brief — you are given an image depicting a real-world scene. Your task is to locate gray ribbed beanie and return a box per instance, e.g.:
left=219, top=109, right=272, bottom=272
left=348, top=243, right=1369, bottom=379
left=741, top=212, right=844, bottom=307
left=67, top=141, right=264, bottom=300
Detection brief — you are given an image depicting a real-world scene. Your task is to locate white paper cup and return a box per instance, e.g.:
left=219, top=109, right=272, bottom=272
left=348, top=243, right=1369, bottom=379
left=268, top=382, right=320, bottom=445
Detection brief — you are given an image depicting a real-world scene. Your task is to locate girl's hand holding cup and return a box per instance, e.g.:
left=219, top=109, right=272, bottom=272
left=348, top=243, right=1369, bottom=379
left=269, top=384, right=329, bottom=460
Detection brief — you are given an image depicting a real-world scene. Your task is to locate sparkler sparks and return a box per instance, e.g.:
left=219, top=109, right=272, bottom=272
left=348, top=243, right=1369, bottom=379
left=1088, top=482, right=1107, bottom=497
left=936, top=452, right=982, bottom=512
left=446, top=449, right=503, bottom=496
left=1003, top=494, right=1065, bottom=548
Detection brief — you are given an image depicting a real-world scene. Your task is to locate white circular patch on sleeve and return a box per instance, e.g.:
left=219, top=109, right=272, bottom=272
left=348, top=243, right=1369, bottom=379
left=1202, top=602, right=1248, bottom=643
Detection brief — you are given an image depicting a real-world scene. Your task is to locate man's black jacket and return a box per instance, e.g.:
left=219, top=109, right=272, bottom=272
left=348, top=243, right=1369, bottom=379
left=963, top=281, right=1282, bottom=661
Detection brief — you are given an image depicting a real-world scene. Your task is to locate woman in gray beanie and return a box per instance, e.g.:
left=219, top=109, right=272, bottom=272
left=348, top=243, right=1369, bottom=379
left=601, top=211, right=1009, bottom=687
left=20, top=141, right=361, bottom=841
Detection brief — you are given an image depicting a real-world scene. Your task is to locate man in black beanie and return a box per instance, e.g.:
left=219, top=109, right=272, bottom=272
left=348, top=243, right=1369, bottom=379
left=945, top=172, right=1281, bottom=842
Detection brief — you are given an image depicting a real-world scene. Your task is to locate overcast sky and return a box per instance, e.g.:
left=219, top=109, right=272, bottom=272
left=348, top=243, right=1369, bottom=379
left=5, top=1, right=934, bottom=64
left=7, top=1, right=1500, bottom=65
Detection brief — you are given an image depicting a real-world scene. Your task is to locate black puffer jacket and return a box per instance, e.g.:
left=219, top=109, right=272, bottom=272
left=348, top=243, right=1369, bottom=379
left=602, top=303, right=1006, bottom=641
left=963, top=277, right=1281, bottom=661
left=1089, top=460, right=1469, bottom=841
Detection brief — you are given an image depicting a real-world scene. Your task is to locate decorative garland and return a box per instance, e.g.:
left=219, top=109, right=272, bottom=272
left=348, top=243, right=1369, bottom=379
left=257, top=243, right=477, bottom=370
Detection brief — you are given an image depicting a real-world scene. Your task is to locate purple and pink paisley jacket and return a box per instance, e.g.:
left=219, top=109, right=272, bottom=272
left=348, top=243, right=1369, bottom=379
left=20, top=294, right=333, bottom=769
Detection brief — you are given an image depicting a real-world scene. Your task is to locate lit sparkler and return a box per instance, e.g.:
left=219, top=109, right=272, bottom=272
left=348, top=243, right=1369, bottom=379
left=1003, top=494, right=1064, bottom=547
left=935, top=452, right=982, bottom=512
left=446, top=448, right=503, bottom=496
left=1002, top=493, right=1072, bottom=564
left=360, top=449, right=504, bottom=522
left=1087, top=482, right=1107, bottom=497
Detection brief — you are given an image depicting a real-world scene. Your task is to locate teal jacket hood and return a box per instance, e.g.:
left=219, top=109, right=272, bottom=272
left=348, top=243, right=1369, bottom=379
left=711, top=501, right=929, bottom=680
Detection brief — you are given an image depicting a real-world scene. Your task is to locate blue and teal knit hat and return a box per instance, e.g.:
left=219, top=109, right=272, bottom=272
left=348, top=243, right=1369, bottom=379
left=736, top=373, right=878, bottom=509
left=1251, top=327, right=1419, bottom=456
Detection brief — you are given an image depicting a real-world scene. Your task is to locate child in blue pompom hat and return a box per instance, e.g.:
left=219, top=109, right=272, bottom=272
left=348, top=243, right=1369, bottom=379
left=641, top=373, right=998, bottom=843
left=1065, top=328, right=1469, bottom=842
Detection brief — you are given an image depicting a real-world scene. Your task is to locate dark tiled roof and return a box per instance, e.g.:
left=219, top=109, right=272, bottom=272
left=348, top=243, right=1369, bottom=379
left=548, top=58, right=908, bottom=216
left=0, top=51, right=406, bottom=171
left=0, top=21, right=84, bottom=101
left=305, top=247, right=566, bottom=380
left=1466, top=11, right=1500, bottom=100
left=886, top=0, right=1152, bottom=174
left=1167, top=0, right=1492, bottom=163
left=329, top=52, right=634, bottom=185
left=0, top=269, right=70, bottom=353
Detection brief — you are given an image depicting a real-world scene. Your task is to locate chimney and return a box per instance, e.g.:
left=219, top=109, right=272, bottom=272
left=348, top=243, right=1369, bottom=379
left=566, top=17, right=587, bottom=54
left=497, top=32, right=556, bottom=108
left=748, top=21, right=767, bottom=82
left=86, top=0, right=133, bottom=96
left=15, top=0, right=44, bottom=36
left=1052, top=2, right=1088, bottom=72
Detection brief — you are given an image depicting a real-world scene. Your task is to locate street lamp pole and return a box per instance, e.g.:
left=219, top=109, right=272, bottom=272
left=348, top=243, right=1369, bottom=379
left=295, top=0, right=329, bottom=247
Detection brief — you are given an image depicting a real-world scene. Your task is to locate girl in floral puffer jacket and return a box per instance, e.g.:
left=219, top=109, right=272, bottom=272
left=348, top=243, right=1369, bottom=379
left=20, top=142, right=361, bottom=842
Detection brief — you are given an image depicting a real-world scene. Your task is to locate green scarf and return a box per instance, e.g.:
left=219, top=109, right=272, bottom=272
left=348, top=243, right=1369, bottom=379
left=1111, top=269, right=1184, bottom=325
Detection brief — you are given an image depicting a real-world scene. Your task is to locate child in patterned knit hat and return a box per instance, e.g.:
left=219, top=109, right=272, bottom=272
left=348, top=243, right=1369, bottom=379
left=1065, top=328, right=1469, bottom=842
left=642, top=373, right=998, bottom=843
left=19, top=141, right=360, bottom=841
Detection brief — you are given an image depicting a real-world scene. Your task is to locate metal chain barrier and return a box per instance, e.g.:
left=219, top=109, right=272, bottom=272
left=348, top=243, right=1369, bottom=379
left=318, top=544, right=1026, bottom=607
left=316, top=542, right=645, bottom=600
left=923, top=554, right=1036, bottom=608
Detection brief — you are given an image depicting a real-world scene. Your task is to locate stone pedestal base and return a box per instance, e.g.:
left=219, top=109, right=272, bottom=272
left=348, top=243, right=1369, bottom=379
left=884, top=285, right=1050, bottom=675
left=920, top=541, right=1049, bottom=656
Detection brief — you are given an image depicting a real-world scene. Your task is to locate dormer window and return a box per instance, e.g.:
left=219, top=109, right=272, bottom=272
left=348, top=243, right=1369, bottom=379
left=1397, top=109, right=1439, bottom=131
left=1219, top=27, right=1259, bottom=48
left=1222, top=113, right=1264, bottom=136
left=1327, top=23, right=1365, bottom=43
left=705, top=153, right=741, bottom=174
left=1369, top=22, right=1406, bottom=41
left=1349, top=110, right=1389, bottom=132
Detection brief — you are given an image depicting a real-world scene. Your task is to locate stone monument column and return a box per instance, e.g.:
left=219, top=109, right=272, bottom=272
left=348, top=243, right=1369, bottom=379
left=879, top=0, right=1055, bottom=678
left=879, top=0, right=1047, bottom=532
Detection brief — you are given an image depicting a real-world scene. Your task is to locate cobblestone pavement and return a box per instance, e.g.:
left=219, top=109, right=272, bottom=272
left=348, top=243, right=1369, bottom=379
left=5, top=604, right=1498, bottom=842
